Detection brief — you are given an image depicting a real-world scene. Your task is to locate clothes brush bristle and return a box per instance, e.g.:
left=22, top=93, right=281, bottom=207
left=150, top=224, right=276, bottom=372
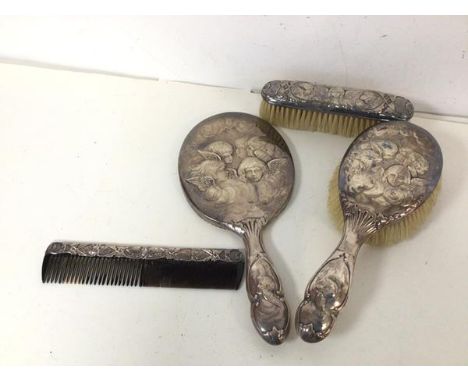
left=260, top=100, right=378, bottom=138
left=327, top=166, right=441, bottom=246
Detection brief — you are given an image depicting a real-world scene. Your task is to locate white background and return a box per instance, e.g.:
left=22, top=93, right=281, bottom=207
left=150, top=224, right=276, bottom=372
left=0, top=15, right=467, bottom=366
left=0, top=16, right=467, bottom=116
left=0, top=62, right=467, bottom=365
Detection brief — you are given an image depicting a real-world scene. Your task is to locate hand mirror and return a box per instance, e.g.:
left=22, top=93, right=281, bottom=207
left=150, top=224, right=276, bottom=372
left=178, top=112, right=294, bottom=345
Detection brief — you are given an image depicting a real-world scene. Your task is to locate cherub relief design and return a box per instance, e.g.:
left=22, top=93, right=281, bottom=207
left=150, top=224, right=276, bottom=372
left=198, top=141, right=234, bottom=164
left=179, top=114, right=295, bottom=345
left=185, top=137, right=290, bottom=222
left=262, top=80, right=414, bottom=121
left=343, top=127, right=431, bottom=211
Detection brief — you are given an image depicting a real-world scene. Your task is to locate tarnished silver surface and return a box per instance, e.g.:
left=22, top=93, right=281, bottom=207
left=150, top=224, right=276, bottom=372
left=261, top=80, right=414, bottom=121
left=46, top=242, right=243, bottom=262
left=179, top=112, right=294, bottom=345
left=296, top=121, right=442, bottom=342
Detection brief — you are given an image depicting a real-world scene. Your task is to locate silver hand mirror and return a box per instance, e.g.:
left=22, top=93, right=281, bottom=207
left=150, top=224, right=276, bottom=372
left=179, top=112, right=294, bottom=345
left=296, top=121, right=443, bottom=342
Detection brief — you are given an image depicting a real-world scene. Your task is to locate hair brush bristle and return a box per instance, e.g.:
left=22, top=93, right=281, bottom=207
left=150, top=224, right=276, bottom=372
left=327, top=166, right=441, bottom=246
left=260, top=100, right=378, bottom=138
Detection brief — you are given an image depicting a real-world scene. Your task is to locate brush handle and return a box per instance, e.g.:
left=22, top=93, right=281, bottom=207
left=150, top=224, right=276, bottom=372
left=243, top=220, right=289, bottom=345
left=295, top=225, right=365, bottom=343
left=295, top=248, right=357, bottom=342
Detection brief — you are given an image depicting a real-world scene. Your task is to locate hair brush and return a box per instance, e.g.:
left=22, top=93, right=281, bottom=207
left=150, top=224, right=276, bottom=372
left=295, top=121, right=443, bottom=342
left=260, top=80, right=439, bottom=246
left=259, top=80, right=414, bottom=137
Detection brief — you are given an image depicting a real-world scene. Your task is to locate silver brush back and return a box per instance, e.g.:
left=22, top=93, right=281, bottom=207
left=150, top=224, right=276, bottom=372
left=261, top=80, right=414, bottom=121
left=42, top=242, right=244, bottom=290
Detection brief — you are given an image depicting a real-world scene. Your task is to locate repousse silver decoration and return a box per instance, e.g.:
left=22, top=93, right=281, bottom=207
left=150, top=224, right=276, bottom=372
left=46, top=242, right=243, bottom=262
left=262, top=80, right=414, bottom=121
left=179, top=112, right=294, bottom=345
left=295, top=121, right=442, bottom=342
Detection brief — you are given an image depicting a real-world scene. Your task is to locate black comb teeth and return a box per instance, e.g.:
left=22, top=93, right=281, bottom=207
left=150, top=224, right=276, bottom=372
left=42, top=254, right=143, bottom=286
left=42, top=242, right=244, bottom=290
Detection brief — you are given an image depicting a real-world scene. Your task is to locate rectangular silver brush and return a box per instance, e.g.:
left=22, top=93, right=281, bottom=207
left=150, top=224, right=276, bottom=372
left=42, top=242, right=244, bottom=290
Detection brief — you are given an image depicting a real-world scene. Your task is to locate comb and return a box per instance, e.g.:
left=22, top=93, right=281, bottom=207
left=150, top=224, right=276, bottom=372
left=42, top=242, right=244, bottom=290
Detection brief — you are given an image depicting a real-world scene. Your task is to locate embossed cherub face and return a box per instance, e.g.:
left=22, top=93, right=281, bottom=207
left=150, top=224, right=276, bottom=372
left=356, top=90, right=385, bottom=110
left=246, top=136, right=278, bottom=162
left=290, top=81, right=328, bottom=101
left=238, top=157, right=267, bottom=183
left=191, top=159, right=229, bottom=186
left=179, top=113, right=295, bottom=227
left=339, top=122, right=442, bottom=217
left=328, top=87, right=346, bottom=104
left=383, top=165, right=411, bottom=187
left=204, top=141, right=234, bottom=163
